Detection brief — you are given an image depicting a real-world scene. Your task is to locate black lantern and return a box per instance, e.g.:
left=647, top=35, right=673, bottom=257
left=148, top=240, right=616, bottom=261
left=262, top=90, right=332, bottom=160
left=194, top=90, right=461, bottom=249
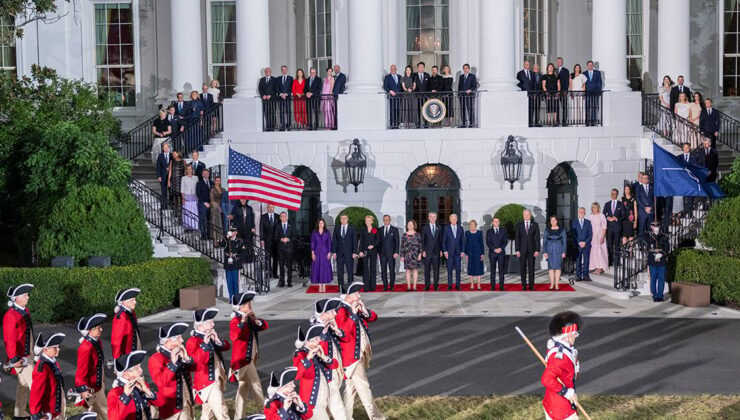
left=500, top=135, right=523, bottom=190
left=345, top=138, right=367, bottom=192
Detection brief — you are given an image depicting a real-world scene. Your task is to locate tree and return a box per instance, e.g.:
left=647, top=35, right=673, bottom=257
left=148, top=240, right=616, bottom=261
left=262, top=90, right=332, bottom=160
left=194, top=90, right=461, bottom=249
left=0, top=1, right=69, bottom=44
left=718, top=157, right=740, bottom=198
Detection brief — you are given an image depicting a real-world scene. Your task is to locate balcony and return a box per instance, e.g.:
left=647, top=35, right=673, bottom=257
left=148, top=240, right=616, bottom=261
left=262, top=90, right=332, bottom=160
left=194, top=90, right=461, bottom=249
left=527, top=91, right=603, bottom=127
left=385, top=92, right=479, bottom=129
left=261, top=94, right=338, bottom=131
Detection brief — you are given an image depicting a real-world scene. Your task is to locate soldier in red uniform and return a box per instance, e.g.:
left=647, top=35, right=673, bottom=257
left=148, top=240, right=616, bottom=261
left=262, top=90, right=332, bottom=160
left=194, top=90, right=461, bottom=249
left=228, top=291, right=269, bottom=419
left=29, top=333, right=66, bottom=420
left=107, top=350, right=163, bottom=420
left=335, top=282, right=385, bottom=420
left=309, top=298, right=346, bottom=419
left=186, top=308, right=231, bottom=420
left=3, top=283, right=35, bottom=420
left=293, top=324, right=339, bottom=420
left=111, top=288, right=142, bottom=359
left=541, top=311, right=582, bottom=420
left=73, top=313, right=109, bottom=419
left=263, top=367, right=313, bottom=420
left=148, top=323, right=194, bottom=420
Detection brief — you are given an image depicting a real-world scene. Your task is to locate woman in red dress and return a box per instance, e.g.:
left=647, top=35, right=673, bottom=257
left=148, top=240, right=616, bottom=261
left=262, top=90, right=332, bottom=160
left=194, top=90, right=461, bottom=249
left=292, top=69, right=307, bottom=127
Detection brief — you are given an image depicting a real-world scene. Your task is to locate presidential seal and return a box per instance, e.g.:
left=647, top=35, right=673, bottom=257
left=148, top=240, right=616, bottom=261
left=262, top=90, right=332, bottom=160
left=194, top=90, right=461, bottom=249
left=421, top=98, right=446, bottom=124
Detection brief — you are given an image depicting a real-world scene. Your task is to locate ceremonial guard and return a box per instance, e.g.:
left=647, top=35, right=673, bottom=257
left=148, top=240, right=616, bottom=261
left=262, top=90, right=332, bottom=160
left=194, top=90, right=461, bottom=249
left=223, top=226, right=247, bottom=300
left=309, top=298, right=347, bottom=420
left=186, top=308, right=231, bottom=420
left=335, top=282, right=385, bottom=420
left=148, top=323, right=195, bottom=420
left=3, top=283, right=35, bottom=420
left=74, top=313, right=109, bottom=419
left=229, top=291, right=269, bottom=419
left=107, top=351, right=163, bottom=420
left=111, top=288, right=142, bottom=359
left=541, top=311, right=582, bottom=420
left=293, top=324, right=339, bottom=420
left=646, top=222, right=671, bottom=302
left=30, top=333, right=66, bottom=420
left=263, top=367, right=313, bottom=420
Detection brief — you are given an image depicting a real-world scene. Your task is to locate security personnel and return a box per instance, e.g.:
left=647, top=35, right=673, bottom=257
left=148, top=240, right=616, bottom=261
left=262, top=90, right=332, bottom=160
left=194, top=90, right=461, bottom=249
left=30, top=333, right=66, bottom=420
left=111, top=288, right=142, bottom=359
left=335, top=282, right=385, bottom=420
left=229, top=291, right=269, bottom=420
left=74, top=313, right=108, bottom=419
left=3, top=283, right=35, bottom=420
left=293, top=324, right=339, bottom=420
left=309, top=298, right=346, bottom=420
left=263, top=367, right=313, bottom=420
left=186, top=308, right=231, bottom=420
left=646, top=222, right=671, bottom=302
left=107, top=351, right=162, bottom=420
left=148, top=323, right=194, bottom=420
left=541, top=311, right=582, bottom=420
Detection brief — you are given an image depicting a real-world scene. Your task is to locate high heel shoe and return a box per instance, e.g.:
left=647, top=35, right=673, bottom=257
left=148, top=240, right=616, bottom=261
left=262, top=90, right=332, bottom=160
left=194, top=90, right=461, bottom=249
left=549, top=285, right=554, bottom=290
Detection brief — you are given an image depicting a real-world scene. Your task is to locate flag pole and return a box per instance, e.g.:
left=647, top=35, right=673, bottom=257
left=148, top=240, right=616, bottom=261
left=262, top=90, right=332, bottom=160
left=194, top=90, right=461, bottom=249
left=651, top=135, right=658, bottom=226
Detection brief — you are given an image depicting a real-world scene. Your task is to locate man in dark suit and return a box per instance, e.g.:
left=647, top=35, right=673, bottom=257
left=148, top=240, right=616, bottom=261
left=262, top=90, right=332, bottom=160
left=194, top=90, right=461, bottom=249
left=442, top=214, right=465, bottom=290
left=486, top=217, right=508, bottom=291
left=699, top=98, right=720, bottom=146
left=200, top=83, right=216, bottom=110
left=276, top=65, right=294, bottom=131
left=196, top=168, right=212, bottom=240
left=190, top=151, right=206, bottom=181
left=635, top=172, right=654, bottom=236
left=421, top=212, right=443, bottom=290
left=670, top=75, right=692, bottom=114
left=603, top=189, right=626, bottom=267
left=259, top=67, right=278, bottom=131
left=331, top=214, right=357, bottom=293
left=556, top=57, right=570, bottom=125
left=230, top=198, right=256, bottom=244
left=414, top=62, right=430, bottom=127
left=532, top=63, right=543, bottom=126
left=173, top=92, right=188, bottom=121
left=156, top=142, right=171, bottom=210
left=570, top=207, right=593, bottom=282
left=378, top=215, right=399, bottom=291
left=166, top=105, right=183, bottom=134
left=680, top=143, right=699, bottom=212
left=383, top=65, right=403, bottom=128
left=515, top=209, right=540, bottom=290
left=698, top=137, right=720, bottom=182
left=259, top=204, right=280, bottom=278
left=273, top=212, right=296, bottom=287
left=428, top=66, right=443, bottom=93
left=332, top=64, right=346, bottom=95
left=584, top=60, right=603, bottom=126
left=304, top=68, right=323, bottom=129
left=517, top=60, right=536, bottom=91
left=458, top=63, right=478, bottom=127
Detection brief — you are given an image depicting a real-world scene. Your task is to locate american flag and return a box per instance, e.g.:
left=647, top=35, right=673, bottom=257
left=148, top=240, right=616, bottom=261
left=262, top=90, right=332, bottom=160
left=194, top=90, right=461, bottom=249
left=227, top=147, right=305, bottom=210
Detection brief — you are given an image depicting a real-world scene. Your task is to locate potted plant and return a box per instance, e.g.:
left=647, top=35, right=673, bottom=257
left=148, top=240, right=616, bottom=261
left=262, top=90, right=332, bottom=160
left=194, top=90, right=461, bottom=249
left=493, top=203, right=526, bottom=273
left=335, top=207, right=379, bottom=276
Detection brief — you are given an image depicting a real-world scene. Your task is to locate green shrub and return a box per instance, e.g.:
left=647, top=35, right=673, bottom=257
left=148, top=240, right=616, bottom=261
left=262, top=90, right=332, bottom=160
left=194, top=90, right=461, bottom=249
left=494, top=203, right=526, bottom=241
left=698, top=196, right=740, bottom=257
left=335, top=206, right=379, bottom=232
left=0, top=258, right=212, bottom=323
left=37, top=185, right=153, bottom=266
left=670, top=249, right=740, bottom=305
left=718, top=157, right=740, bottom=198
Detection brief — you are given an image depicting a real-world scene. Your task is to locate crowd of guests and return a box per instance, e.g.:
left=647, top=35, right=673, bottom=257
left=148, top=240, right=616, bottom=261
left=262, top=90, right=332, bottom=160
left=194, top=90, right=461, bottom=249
left=656, top=74, right=721, bottom=148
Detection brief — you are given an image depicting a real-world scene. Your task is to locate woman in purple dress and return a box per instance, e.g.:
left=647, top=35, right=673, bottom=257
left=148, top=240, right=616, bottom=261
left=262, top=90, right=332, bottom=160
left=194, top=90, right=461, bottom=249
left=310, top=218, right=333, bottom=292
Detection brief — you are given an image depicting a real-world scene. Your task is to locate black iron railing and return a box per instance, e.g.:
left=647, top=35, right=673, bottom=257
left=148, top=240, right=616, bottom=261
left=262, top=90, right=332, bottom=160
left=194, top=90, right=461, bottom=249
left=528, top=91, right=602, bottom=127
left=116, top=114, right=160, bottom=160
left=128, top=178, right=270, bottom=294
left=261, top=95, right=338, bottom=131
left=642, top=94, right=707, bottom=149
left=386, top=91, right=479, bottom=129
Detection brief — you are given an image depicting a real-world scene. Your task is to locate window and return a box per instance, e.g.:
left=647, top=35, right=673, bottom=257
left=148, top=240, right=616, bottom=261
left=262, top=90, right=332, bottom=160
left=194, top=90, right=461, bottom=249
left=0, top=18, right=16, bottom=78
left=724, top=0, right=740, bottom=96
left=211, top=1, right=237, bottom=98
left=406, top=0, right=449, bottom=68
left=626, top=0, right=643, bottom=91
left=306, top=0, right=332, bottom=72
left=94, top=3, right=135, bottom=107
left=523, top=0, right=544, bottom=67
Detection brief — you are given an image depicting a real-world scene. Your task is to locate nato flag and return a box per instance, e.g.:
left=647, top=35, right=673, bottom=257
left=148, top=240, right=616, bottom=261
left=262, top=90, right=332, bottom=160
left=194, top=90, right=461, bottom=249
left=653, top=142, right=724, bottom=199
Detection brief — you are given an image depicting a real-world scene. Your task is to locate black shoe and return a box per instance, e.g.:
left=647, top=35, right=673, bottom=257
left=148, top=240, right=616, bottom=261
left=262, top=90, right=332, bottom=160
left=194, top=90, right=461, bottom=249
left=287, top=282, right=293, bottom=287
left=277, top=282, right=285, bottom=288
left=575, top=277, right=583, bottom=282
left=583, top=277, right=593, bottom=282
left=522, top=286, right=527, bottom=291
left=424, top=285, right=430, bottom=291
left=529, top=286, right=535, bottom=291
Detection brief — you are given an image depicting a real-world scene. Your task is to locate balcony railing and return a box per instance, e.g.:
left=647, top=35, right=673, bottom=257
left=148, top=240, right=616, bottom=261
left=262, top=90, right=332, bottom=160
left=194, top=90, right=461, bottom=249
left=261, top=95, right=338, bottom=131
left=642, top=94, right=707, bottom=149
left=386, top=91, right=479, bottom=129
left=528, top=91, right=602, bottom=127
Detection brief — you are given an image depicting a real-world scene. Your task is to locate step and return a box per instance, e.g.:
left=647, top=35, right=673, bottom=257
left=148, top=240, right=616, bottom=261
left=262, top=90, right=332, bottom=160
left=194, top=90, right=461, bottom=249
left=179, top=251, right=202, bottom=258
left=571, top=275, right=633, bottom=300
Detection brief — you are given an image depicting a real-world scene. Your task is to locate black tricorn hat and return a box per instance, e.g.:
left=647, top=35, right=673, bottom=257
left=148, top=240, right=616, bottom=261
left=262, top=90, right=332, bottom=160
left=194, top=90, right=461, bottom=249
left=158, top=322, right=189, bottom=339
left=315, top=298, right=341, bottom=314
left=115, top=288, right=140, bottom=302
left=35, top=332, right=65, bottom=350
left=114, top=350, right=147, bottom=373
left=231, top=291, right=256, bottom=306
left=77, top=313, right=107, bottom=332
left=269, top=367, right=298, bottom=388
left=548, top=311, right=583, bottom=336
left=346, top=282, right=364, bottom=295
left=193, top=307, right=219, bottom=323
left=7, top=283, right=33, bottom=298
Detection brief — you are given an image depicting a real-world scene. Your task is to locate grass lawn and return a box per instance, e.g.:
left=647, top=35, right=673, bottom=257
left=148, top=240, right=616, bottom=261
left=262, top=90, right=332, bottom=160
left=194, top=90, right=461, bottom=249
left=11, top=394, right=740, bottom=419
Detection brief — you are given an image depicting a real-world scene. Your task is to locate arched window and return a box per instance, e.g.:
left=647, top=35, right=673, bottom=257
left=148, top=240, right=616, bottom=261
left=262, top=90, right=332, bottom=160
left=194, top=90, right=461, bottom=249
left=290, top=166, right=322, bottom=239
left=406, top=163, right=460, bottom=229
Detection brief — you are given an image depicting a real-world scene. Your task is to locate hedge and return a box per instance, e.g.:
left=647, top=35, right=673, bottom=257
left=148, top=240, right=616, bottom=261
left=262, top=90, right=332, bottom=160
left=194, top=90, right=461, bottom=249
left=0, top=258, right=212, bottom=323
left=335, top=206, right=379, bottom=232
left=670, top=249, right=740, bottom=305
left=698, top=196, right=740, bottom=257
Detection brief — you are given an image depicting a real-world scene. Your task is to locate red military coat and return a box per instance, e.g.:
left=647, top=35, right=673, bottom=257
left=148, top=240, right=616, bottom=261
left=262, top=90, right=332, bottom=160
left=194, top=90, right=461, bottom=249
left=229, top=313, right=268, bottom=378
left=293, top=348, right=338, bottom=407
left=541, top=341, right=579, bottom=420
left=111, top=308, right=140, bottom=359
left=75, top=336, right=106, bottom=406
left=107, top=384, right=163, bottom=420
left=30, top=356, right=64, bottom=418
left=3, top=304, right=33, bottom=374
left=185, top=333, right=231, bottom=403
left=148, top=349, right=194, bottom=418
left=335, top=303, right=377, bottom=368
left=264, top=395, right=313, bottom=420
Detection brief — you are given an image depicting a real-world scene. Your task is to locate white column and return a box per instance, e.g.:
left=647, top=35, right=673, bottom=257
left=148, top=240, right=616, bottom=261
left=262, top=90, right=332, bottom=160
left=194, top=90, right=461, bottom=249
left=170, top=0, right=203, bottom=93
left=657, top=0, right=690, bottom=85
left=346, top=0, right=383, bottom=93
left=478, top=0, right=517, bottom=91
left=592, top=0, right=629, bottom=91
left=233, top=0, right=270, bottom=97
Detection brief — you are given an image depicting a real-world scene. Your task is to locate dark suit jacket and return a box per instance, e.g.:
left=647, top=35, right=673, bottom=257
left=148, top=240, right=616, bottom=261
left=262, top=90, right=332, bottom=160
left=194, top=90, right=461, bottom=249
left=584, top=69, right=603, bottom=92
left=458, top=73, right=477, bottom=92
left=413, top=72, right=430, bottom=92
left=569, top=219, right=593, bottom=247
left=442, top=224, right=465, bottom=255
left=697, top=147, right=719, bottom=181
left=670, top=85, right=693, bottom=112
left=378, top=225, right=399, bottom=257
left=699, top=108, right=720, bottom=136
left=679, top=152, right=699, bottom=166
left=427, top=75, right=444, bottom=92
left=333, top=72, right=346, bottom=94
left=167, top=115, right=182, bottom=133
left=200, top=92, right=216, bottom=110
left=533, top=72, right=542, bottom=91
left=258, top=76, right=278, bottom=98
left=260, top=213, right=280, bottom=246
left=196, top=179, right=212, bottom=204
left=515, top=221, right=541, bottom=255
left=273, top=223, right=297, bottom=253
left=276, top=75, right=294, bottom=95
left=156, top=153, right=171, bottom=180
left=603, top=200, right=627, bottom=233
left=556, top=67, right=570, bottom=92
left=421, top=224, right=443, bottom=255
left=517, top=69, right=535, bottom=91
left=305, top=76, right=323, bottom=96
left=191, top=161, right=206, bottom=181
left=383, top=74, right=402, bottom=94
left=359, top=228, right=379, bottom=255
left=635, top=183, right=654, bottom=212
left=331, top=225, right=356, bottom=258
left=173, top=101, right=188, bottom=119
left=486, top=227, right=508, bottom=255
left=186, top=100, right=205, bottom=121
left=231, top=203, right=254, bottom=238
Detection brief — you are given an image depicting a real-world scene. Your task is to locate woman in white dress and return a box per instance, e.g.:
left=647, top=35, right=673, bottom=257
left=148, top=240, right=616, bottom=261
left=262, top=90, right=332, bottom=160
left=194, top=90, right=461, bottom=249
left=208, top=79, right=221, bottom=102
left=180, top=164, right=199, bottom=231
left=657, top=75, right=673, bottom=137
left=674, top=92, right=691, bottom=145
left=569, top=64, right=586, bottom=125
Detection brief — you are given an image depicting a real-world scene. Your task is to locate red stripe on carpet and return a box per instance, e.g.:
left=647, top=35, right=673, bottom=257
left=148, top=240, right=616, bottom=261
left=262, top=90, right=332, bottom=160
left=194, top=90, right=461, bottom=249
left=306, top=283, right=575, bottom=293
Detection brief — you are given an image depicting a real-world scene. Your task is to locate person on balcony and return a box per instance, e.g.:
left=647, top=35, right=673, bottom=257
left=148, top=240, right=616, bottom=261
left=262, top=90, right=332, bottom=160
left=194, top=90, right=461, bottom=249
left=556, top=57, right=570, bottom=126
left=321, top=67, right=336, bottom=130
left=427, top=65, right=443, bottom=96
left=517, top=60, right=537, bottom=126
left=259, top=68, right=277, bottom=131
left=292, top=69, right=307, bottom=128
left=413, top=61, right=430, bottom=127
left=542, top=63, right=561, bottom=127
left=569, top=64, right=586, bottom=126
left=186, top=91, right=205, bottom=151
left=277, top=65, right=294, bottom=131
left=332, top=64, right=346, bottom=95
left=441, top=65, right=455, bottom=126
left=458, top=63, right=477, bottom=127
left=657, top=75, right=674, bottom=137
left=200, top=83, right=216, bottom=110
left=584, top=61, right=602, bottom=126
left=400, top=65, right=416, bottom=128
left=305, top=68, right=323, bottom=130
left=383, top=64, right=402, bottom=129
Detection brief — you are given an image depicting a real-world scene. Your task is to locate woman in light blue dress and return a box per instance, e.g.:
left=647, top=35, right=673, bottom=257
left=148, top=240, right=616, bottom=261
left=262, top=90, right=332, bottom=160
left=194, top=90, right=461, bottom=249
left=464, top=220, right=485, bottom=290
left=543, top=215, right=568, bottom=290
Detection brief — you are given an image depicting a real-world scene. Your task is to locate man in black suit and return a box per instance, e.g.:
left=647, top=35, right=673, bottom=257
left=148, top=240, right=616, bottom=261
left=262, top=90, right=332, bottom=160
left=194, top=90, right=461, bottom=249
left=679, top=143, right=699, bottom=212
left=276, top=65, right=294, bottom=130
left=259, top=67, right=278, bottom=131
left=533, top=63, right=543, bottom=126
left=699, top=98, right=720, bottom=146
left=486, top=217, right=508, bottom=291
left=173, top=92, right=188, bottom=121
left=378, top=215, right=399, bottom=291
left=166, top=105, right=183, bottom=134
left=190, top=151, right=206, bottom=181
left=332, top=64, right=347, bottom=95
left=259, top=204, right=280, bottom=278
left=273, top=212, right=296, bottom=287
left=556, top=57, right=570, bottom=126
left=698, top=137, right=719, bottom=182
left=304, top=68, right=323, bottom=129
left=383, top=65, right=403, bottom=128
left=458, top=63, right=478, bottom=127
left=414, top=62, right=430, bottom=127
left=230, top=198, right=256, bottom=244
left=331, top=214, right=357, bottom=293
left=200, top=83, right=216, bottom=110
left=421, top=212, right=443, bottom=290
left=428, top=66, right=443, bottom=93
left=603, top=189, right=626, bottom=267
left=515, top=209, right=540, bottom=290
left=196, top=168, right=212, bottom=240
left=517, top=60, right=537, bottom=126
left=156, top=142, right=171, bottom=210
left=669, top=75, right=692, bottom=113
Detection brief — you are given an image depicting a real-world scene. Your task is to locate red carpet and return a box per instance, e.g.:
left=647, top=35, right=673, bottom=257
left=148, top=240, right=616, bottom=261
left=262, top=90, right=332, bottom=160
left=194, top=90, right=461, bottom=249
left=306, top=283, right=575, bottom=293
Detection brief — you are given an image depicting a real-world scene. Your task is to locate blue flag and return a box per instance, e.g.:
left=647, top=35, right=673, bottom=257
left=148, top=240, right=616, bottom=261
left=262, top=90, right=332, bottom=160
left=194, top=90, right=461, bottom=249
left=653, top=142, right=724, bottom=198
